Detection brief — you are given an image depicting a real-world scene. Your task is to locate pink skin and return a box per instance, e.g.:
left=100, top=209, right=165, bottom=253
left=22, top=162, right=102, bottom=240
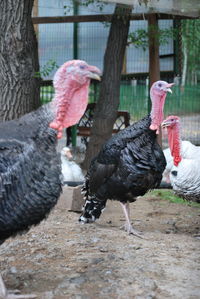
left=149, top=81, right=174, bottom=134
left=49, top=60, right=101, bottom=139
left=162, top=116, right=182, bottom=166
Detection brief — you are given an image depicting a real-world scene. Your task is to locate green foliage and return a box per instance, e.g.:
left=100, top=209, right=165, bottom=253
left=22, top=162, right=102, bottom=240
left=63, top=4, right=72, bottom=14
left=63, top=0, right=107, bottom=15
left=128, top=29, right=148, bottom=50
left=181, top=19, right=200, bottom=53
left=74, top=0, right=106, bottom=11
left=35, top=60, right=58, bottom=79
left=158, top=27, right=177, bottom=46
left=128, top=26, right=177, bottom=51
left=181, top=19, right=200, bottom=82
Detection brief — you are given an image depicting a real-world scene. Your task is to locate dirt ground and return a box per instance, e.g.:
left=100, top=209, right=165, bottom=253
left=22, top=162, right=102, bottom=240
left=1, top=190, right=200, bottom=299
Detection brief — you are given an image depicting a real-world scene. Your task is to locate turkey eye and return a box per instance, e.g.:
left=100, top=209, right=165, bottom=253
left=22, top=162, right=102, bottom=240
left=80, top=65, right=86, bottom=69
left=158, top=83, right=162, bottom=87
left=171, top=170, right=177, bottom=176
left=171, top=119, right=174, bottom=121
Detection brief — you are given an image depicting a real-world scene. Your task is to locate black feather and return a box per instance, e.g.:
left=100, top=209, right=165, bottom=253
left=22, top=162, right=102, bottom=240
left=0, top=104, right=62, bottom=242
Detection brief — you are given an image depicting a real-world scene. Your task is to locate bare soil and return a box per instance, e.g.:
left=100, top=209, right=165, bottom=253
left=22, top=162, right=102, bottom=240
left=1, top=192, right=200, bottom=299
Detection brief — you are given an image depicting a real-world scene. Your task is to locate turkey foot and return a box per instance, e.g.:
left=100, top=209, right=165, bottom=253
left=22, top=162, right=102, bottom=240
left=120, top=222, right=143, bottom=238
left=0, top=275, right=37, bottom=299
left=120, top=202, right=144, bottom=238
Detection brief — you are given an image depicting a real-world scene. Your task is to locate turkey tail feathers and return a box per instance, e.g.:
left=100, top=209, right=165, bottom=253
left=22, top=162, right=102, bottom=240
left=79, top=179, right=106, bottom=223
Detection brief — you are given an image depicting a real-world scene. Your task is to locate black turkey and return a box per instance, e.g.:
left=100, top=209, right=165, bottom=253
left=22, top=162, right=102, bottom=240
left=79, top=80, right=174, bottom=237
left=0, top=59, right=101, bottom=298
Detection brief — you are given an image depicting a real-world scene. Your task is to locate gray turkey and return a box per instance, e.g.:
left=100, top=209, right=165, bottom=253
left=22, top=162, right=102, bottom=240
left=79, top=80, right=174, bottom=236
left=0, top=59, right=101, bottom=298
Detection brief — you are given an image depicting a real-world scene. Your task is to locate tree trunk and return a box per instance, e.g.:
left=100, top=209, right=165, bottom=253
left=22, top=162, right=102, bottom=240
left=181, top=36, right=188, bottom=87
left=148, top=15, right=160, bottom=88
left=0, top=0, right=40, bottom=122
left=148, top=14, right=162, bottom=148
left=82, top=4, right=131, bottom=170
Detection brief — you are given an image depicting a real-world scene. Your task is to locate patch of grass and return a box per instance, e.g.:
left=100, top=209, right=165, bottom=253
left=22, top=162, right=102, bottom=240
left=147, top=189, right=200, bottom=208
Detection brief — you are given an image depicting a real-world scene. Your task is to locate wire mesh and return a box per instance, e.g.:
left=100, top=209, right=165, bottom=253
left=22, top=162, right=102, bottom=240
left=37, top=4, right=200, bottom=146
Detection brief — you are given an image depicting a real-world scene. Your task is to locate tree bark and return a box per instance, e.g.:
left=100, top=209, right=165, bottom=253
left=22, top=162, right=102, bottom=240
left=82, top=4, right=131, bottom=170
left=0, top=0, right=40, bottom=121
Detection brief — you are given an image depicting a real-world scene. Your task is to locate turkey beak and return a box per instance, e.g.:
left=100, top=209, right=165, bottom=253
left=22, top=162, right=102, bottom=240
left=161, top=120, right=171, bottom=128
left=89, top=72, right=101, bottom=81
left=165, top=83, right=175, bottom=94
left=88, top=66, right=101, bottom=81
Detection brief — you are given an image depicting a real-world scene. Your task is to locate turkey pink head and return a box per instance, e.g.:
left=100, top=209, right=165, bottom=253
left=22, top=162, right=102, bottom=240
left=162, top=115, right=182, bottom=166
left=150, top=80, right=174, bottom=134
left=49, top=60, right=101, bottom=138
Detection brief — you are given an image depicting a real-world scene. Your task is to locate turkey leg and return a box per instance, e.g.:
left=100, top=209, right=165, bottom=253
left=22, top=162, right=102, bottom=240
left=120, top=202, right=143, bottom=238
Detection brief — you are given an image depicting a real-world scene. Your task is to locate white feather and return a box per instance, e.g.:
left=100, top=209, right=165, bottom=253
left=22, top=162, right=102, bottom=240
left=162, top=140, right=200, bottom=183
left=61, top=147, right=84, bottom=182
left=170, top=159, right=200, bottom=201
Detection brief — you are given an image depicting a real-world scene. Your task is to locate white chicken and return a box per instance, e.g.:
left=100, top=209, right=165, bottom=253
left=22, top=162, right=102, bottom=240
left=61, top=147, right=84, bottom=183
left=162, top=116, right=200, bottom=202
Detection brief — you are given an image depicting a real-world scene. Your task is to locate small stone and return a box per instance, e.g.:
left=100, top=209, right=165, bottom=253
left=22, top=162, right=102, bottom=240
left=165, top=230, right=172, bottom=234
left=10, top=266, right=17, bottom=274
left=99, top=248, right=108, bottom=253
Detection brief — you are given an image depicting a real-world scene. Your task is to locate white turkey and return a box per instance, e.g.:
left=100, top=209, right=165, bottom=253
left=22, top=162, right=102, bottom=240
left=79, top=80, right=174, bottom=236
left=0, top=59, right=101, bottom=298
left=162, top=140, right=200, bottom=184
left=61, top=146, right=84, bottom=183
left=162, top=115, right=200, bottom=203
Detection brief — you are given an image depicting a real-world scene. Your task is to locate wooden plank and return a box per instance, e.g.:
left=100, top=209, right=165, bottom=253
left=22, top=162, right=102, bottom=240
left=32, top=14, right=113, bottom=24
left=159, top=54, right=174, bottom=58
left=32, top=13, right=197, bottom=24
